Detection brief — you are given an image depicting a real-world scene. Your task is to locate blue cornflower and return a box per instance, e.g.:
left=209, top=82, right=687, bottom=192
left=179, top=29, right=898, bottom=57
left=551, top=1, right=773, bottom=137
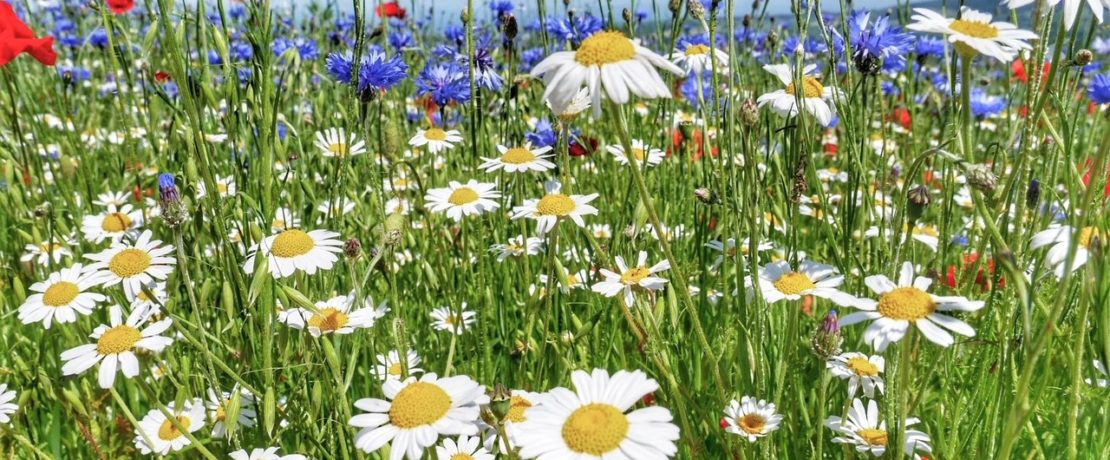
left=1089, top=73, right=1110, bottom=104
left=444, top=24, right=466, bottom=47
left=158, top=173, right=180, bottom=204
left=471, top=34, right=503, bottom=91
left=546, top=13, right=604, bottom=43
left=519, top=47, right=546, bottom=72
left=358, top=51, right=409, bottom=93
left=526, top=119, right=557, bottom=148
left=325, top=52, right=355, bottom=84
left=389, top=30, right=414, bottom=50
left=491, top=0, right=513, bottom=17
left=835, top=11, right=914, bottom=74
left=970, top=90, right=1005, bottom=118
left=230, top=41, right=253, bottom=61
left=417, top=63, right=471, bottom=107
left=208, top=50, right=223, bottom=66
left=229, top=4, right=246, bottom=20
left=87, top=28, right=109, bottom=49
left=680, top=74, right=721, bottom=109
left=914, top=37, right=946, bottom=60
left=57, top=65, right=92, bottom=84
left=273, top=38, right=320, bottom=61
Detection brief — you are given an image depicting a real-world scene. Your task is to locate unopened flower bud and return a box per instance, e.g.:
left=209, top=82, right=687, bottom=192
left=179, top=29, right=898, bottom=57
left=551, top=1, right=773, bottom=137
left=740, top=99, right=760, bottom=126
left=382, top=119, right=403, bottom=160
left=501, top=15, right=518, bottom=41
left=1026, top=178, right=1041, bottom=209
left=488, top=384, right=512, bottom=422
left=695, top=187, right=718, bottom=205
left=668, top=0, right=682, bottom=14
left=1075, top=49, right=1094, bottom=67
left=344, top=238, right=362, bottom=259
left=460, top=9, right=470, bottom=24
left=907, top=185, right=930, bottom=222
left=622, top=8, right=633, bottom=24
left=811, top=310, right=842, bottom=360
left=158, top=173, right=189, bottom=227
left=966, top=163, right=997, bottom=193
left=687, top=0, right=705, bottom=19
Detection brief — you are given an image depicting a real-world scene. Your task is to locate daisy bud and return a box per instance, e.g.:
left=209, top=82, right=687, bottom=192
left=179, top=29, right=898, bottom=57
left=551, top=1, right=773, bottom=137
left=966, top=163, right=997, bottom=193
left=344, top=238, right=362, bottom=260
left=740, top=98, right=760, bottom=126
left=695, top=187, right=719, bottom=205
left=488, top=383, right=512, bottom=422
left=907, top=185, right=930, bottom=223
left=811, top=310, right=842, bottom=360
left=1075, top=49, right=1094, bottom=67
left=1026, top=179, right=1041, bottom=208
left=687, top=0, right=705, bottom=20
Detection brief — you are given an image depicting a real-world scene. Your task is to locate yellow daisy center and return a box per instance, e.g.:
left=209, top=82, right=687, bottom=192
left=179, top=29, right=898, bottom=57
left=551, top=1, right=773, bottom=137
left=620, top=266, right=651, bottom=285
left=271, top=230, right=316, bottom=258
left=877, top=287, right=936, bottom=321
left=448, top=187, right=480, bottom=206
left=506, top=395, right=533, bottom=423
left=739, top=414, right=766, bottom=435
left=387, top=362, right=404, bottom=377
left=773, top=272, right=816, bottom=295
left=685, top=44, right=710, bottom=56
left=327, top=142, right=349, bottom=156
left=575, top=31, right=636, bottom=66
left=388, top=382, right=453, bottom=428
left=424, top=128, right=448, bottom=141
left=216, top=183, right=229, bottom=194
left=857, top=427, right=889, bottom=447
left=784, top=76, right=825, bottom=98
left=912, top=225, right=939, bottom=237
left=450, top=455, right=475, bottom=460
left=96, top=325, right=142, bottom=355
left=109, top=248, right=152, bottom=278
left=43, top=281, right=81, bottom=307
left=501, top=147, right=537, bottom=164
left=215, top=405, right=227, bottom=422
left=40, top=242, right=64, bottom=253
left=101, top=212, right=133, bottom=232
left=949, top=19, right=999, bottom=39
left=846, top=357, right=880, bottom=377
left=1078, top=226, right=1102, bottom=249
left=308, top=307, right=350, bottom=333
left=157, top=416, right=192, bottom=441
left=562, top=403, right=630, bottom=455
left=536, top=194, right=577, bottom=217
left=631, top=147, right=646, bottom=161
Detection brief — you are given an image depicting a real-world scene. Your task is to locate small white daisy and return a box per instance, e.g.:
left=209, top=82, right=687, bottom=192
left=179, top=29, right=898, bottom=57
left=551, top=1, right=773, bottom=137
left=60, top=305, right=173, bottom=388
left=431, top=304, right=476, bottom=335
left=1030, top=225, right=1101, bottom=277
left=1004, top=0, right=1103, bottom=31
left=375, top=349, right=424, bottom=381
left=271, top=207, right=301, bottom=231
left=424, top=180, right=502, bottom=221
left=84, top=230, right=176, bottom=300
left=827, top=352, right=886, bottom=398
left=409, top=127, right=463, bottom=154
left=206, top=387, right=257, bottom=438
left=21, top=236, right=73, bottom=266
left=281, top=293, right=388, bottom=336
left=907, top=7, right=1037, bottom=62
left=479, top=143, right=556, bottom=173
left=244, top=228, right=344, bottom=279
left=591, top=251, right=671, bottom=307
left=754, top=260, right=858, bottom=307
left=19, top=263, right=108, bottom=329
left=706, top=238, right=773, bottom=269
left=510, top=180, right=599, bottom=236
left=196, top=175, right=237, bottom=199
left=670, top=42, right=730, bottom=76
left=489, top=235, right=545, bottom=261
left=723, top=396, right=784, bottom=443
left=93, top=191, right=131, bottom=208
left=0, top=384, right=17, bottom=425
left=825, top=398, right=933, bottom=458
left=134, top=398, right=206, bottom=456
left=840, top=261, right=986, bottom=351
left=436, top=435, right=495, bottom=460
left=757, top=63, right=841, bottom=127
left=229, top=447, right=307, bottom=460
left=80, top=204, right=144, bottom=243
left=1086, top=359, right=1108, bottom=388
left=548, top=87, right=592, bottom=121
left=316, top=127, right=367, bottom=157
left=607, top=139, right=665, bottom=167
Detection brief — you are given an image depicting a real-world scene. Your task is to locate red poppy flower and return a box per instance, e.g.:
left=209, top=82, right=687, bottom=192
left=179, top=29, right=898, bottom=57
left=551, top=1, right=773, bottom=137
left=376, top=1, right=406, bottom=20
left=0, top=1, right=58, bottom=67
left=569, top=137, right=597, bottom=157
left=106, top=0, right=134, bottom=14
left=945, top=252, right=1004, bottom=291
left=892, top=106, right=912, bottom=130
left=1080, top=158, right=1110, bottom=197
left=1012, top=58, right=1050, bottom=84
left=154, top=70, right=172, bottom=83
left=719, top=417, right=730, bottom=429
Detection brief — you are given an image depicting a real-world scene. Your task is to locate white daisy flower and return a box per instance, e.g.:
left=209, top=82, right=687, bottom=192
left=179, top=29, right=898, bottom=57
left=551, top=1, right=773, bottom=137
left=60, top=305, right=174, bottom=389
left=436, top=435, right=494, bottom=460
left=196, top=175, right=237, bottom=198
left=754, top=260, right=858, bottom=306
left=591, top=251, right=671, bottom=307
left=409, top=127, right=463, bottom=154
left=538, top=269, right=590, bottom=293
left=479, top=389, right=544, bottom=453
left=424, top=180, right=502, bottom=221
left=281, top=293, right=388, bottom=336
left=825, top=398, right=933, bottom=458
left=229, top=447, right=307, bottom=460
left=21, top=236, right=74, bottom=267
left=431, top=304, right=476, bottom=335
left=349, top=373, right=486, bottom=460
left=907, top=7, right=1037, bottom=62
left=93, top=191, right=131, bottom=208
left=840, top=261, right=986, bottom=351
left=590, top=223, right=613, bottom=239
left=827, top=352, right=886, bottom=398
left=529, top=30, right=683, bottom=118
left=548, top=87, right=592, bottom=121
left=0, top=384, right=17, bottom=425
left=243, top=228, right=344, bottom=279
left=316, top=127, right=367, bottom=157
left=386, top=197, right=413, bottom=215
left=80, top=204, right=144, bottom=243
left=489, top=235, right=545, bottom=261
left=479, top=143, right=556, bottom=173
left=375, top=349, right=424, bottom=381
left=271, top=207, right=300, bottom=231
left=84, top=230, right=176, bottom=300
left=133, top=399, right=206, bottom=456
left=706, top=238, right=773, bottom=269
left=1030, top=225, right=1101, bottom=277
left=756, top=63, right=841, bottom=127
left=607, top=139, right=664, bottom=167
left=722, top=396, right=784, bottom=443
left=19, top=263, right=108, bottom=329
left=866, top=224, right=942, bottom=252
left=206, top=387, right=257, bottom=438
left=510, top=180, right=599, bottom=236
left=317, top=197, right=357, bottom=219
left=670, top=42, right=729, bottom=76
left=1004, top=0, right=1103, bottom=31
left=516, top=368, right=679, bottom=459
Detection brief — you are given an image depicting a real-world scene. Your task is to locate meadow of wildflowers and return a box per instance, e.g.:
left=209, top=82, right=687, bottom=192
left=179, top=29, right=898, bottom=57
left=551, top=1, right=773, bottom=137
left=1, top=0, right=1109, bottom=458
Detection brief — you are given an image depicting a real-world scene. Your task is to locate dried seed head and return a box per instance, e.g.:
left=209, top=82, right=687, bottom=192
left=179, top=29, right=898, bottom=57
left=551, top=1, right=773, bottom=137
left=1075, top=49, right=1094, bottom=67
left=687, top=0, right=705, bottom=19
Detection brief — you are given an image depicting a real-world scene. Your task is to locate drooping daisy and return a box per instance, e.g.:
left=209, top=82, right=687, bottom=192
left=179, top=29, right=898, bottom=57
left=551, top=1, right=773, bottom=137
left=479, top=143, right=556, bottom=173
left=60, top=305, right=174, bottom=388
left=316, top=197, right=357, bottom=219
left=281, top=293, right=388, bottom=336
left=827, top=352, right=886, bottom=398
left=409, top=127, right=463, bottom=154
left=607, top=139, right=665, bottom=167
left=196, top=175, right=237, bottom=199
left=133, top=399, right=206, bottom=456
left=127, top=281, right=168, bottom=317
left=590, top=224, right=613, bottom=239
left=670, top=41, right=729, bottom=76
left=436, top=435, right=495, bottom=460
left=510, top=180, right=599, bottom=236
left=19, top=263, right=108, bottom=329
left=424, top=180, right=502, bottom=221
left=80, top=204, right=144, bottom=243
left=754, top=260, right=858, bottom=307
left=548, top=87, right=592, bottom=121
left=840, top=261, right=986, bottom=351
left=229, top=447, right=307, bottom=460
left=375, top=349, right=424, bottom=381
left=515, top=368, right=679, bottom=459
left=206, top=387, right=257, bottom=438
left=1004, top=0, right=1105, bottom=31
left=1030, top=225, right=1101, bottom=277
left=722, top=396, right=784, bottom=443
left=489, top=235, right=545, bottom=261
left=529, top=30, right=683, bottom=118
left=0, top=384, right=17, bottom=425
left=243, top=228, right=344, bottom=279
left=756, top=63, right=841, bottom=127
left=21, top=236, right=73, bottom=266
left=349, top=373, right=486, bottom=460
left=431, top=304, right=476, bottom=335
left=84, top=230, right=176, bottom=300
left=907, top=7, right=1037, bottom=62
left=591, top=251, right=671, bottom=307
left=825, top=398, right=933, bottom=458
left=315, top=127, right=367, bottom=158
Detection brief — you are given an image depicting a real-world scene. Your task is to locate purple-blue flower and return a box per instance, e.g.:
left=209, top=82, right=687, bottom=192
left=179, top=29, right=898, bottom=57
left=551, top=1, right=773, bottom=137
left=1089, top=73, right=1110, bottom=104
left=416, top=63, right=471, bottom=107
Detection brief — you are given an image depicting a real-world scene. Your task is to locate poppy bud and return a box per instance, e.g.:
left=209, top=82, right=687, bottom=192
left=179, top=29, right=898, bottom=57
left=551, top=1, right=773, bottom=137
left=907, top=185, right=930, bottom=223
left=622, top=8, right=633, bottom=24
